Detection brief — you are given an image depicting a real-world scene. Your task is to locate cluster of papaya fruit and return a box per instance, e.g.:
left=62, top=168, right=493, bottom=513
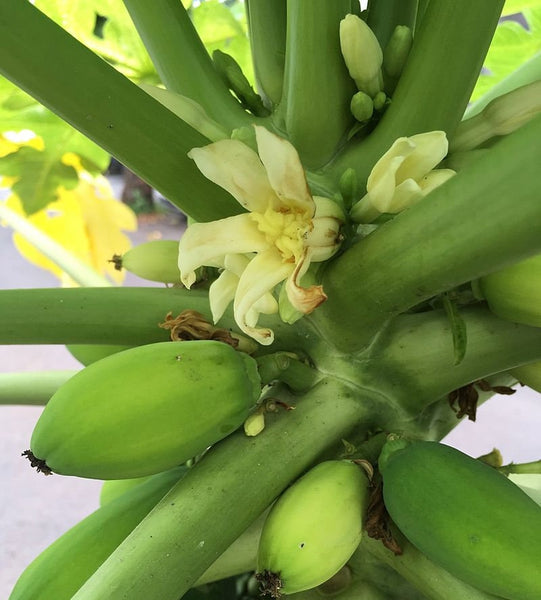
left=11, top=240, right=541, bottom=600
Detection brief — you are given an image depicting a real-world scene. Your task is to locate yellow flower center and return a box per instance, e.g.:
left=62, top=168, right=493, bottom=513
left=251, top=205, right=312, bottom=263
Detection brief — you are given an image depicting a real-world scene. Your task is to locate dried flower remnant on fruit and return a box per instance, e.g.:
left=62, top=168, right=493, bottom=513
left=256, top=569, right=283, bottom=599
left=351, top=131, right=456, bottom=223
left=22, top=450, right=53, bottom=475
left=159, top=310, right=238, bottom=347
left=178, top=126, right=344, bottom=345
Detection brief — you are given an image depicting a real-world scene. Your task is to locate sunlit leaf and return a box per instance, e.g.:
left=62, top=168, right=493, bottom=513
left=0, top=146, right=78, bottom=214
left=471, top=9, right=541, bottom=102
left=4, top=162, right=136, bottom=284
left=502, top=0, right=541, bottom=16
left=191, top=0, right=254, bottom=82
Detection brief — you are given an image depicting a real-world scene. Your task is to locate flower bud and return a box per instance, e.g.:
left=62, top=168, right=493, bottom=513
left=350, top=91, right=374, bottom=122
left=340, top=14, right=383, bottom=98
left=383, top=25, right=413, bottom=79
left=451, top=81, right=541, bottom=152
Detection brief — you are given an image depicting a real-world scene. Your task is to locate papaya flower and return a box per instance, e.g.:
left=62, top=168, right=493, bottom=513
left=351, top=131, right=456, bottom=223
left=178, top=126, right=344, bottom=345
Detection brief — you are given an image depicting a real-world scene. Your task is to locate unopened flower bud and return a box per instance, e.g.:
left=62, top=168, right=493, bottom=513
left=383, top=25, right=413, bottom=79
left=451, top=81, right=541, bottom=152
left=350, top=91, right=374, bottom=122
left=340, top=14, right=383, bottom=98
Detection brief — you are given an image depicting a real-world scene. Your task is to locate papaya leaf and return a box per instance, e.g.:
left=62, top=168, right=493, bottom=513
left=191, top=0, right=254, bottom=82
left=442, top=293, right=468, bottom=366
left=471, top=8, right=541, bottom=102
left=0, top=104, right=110, bottom=176
left=0, top=146, right=78, bottom=214
left=502, top=0, right=541, bottom=15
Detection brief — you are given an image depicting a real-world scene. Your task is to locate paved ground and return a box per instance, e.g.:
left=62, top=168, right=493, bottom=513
left=1, top=186, right=540, bottom=597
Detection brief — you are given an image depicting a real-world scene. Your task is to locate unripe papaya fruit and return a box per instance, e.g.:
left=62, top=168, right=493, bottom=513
left=379, top=439, right=541, bottom=600
left=28, top=341, right=260, bottom=479
left=479, top=253, right=541, bottom=327
left=111, top=240, right=180, bottom=283
left=509, top=359, right=541, bottom=393
left=257, top=460, right=370, bottom=597
left=66, top=343, right=132, bottom=366
left=9, top=466, right=186, bottom=600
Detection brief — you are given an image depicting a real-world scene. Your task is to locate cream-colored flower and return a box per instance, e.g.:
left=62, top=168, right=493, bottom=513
left=351, top=131, right=456, bottom=223
left=178, top=126, right=344, bottom=345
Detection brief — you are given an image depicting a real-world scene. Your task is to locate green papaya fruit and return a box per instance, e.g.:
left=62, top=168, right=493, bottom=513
left=99, top=475, right=154, bottom=506
left=27, top=340, right=261, bottom=479
left=9, top=466, right=186, bottom=600
left=479, top=253, right=541, bottom=327
left=66, top=343, right=133, bottom=366
left=111, top=240, right=180, bottom=283
left=510, top=359, right=541, bottom=393
left=379, top=439, right=541, bottom=600
left=257, top=460, right=370, bottom=597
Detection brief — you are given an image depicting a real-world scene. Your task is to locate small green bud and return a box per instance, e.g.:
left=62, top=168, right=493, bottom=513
left=383, top=25, right=413, bottom=79
left=244, top=411, right=265, bottom=437
left=373, top=91, right=387, bottom=111
left=350, top=91, right=374, bottom=122
left=213, top=50, right=269, bottom=117
left=339, top=168, right=358, bottom=210
left=230, top=125, right=258, bottom=152
left=340, top=14, right=383, bottom=97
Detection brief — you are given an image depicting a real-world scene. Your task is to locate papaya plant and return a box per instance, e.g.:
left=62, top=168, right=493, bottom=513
left=1, top=1, right=541, bottom=599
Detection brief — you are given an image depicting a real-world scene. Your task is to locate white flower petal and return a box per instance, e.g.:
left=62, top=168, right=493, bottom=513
left=418, top=169, right=456, bottom=196
left=178, top=214, right=269, bottom=287
left=188, top=139, right=275, bottom=212
left=388, top=178, right=423, bottom=213
left=285, top=248, right=327, bottom=314
left=396, top=131, right=449, bottom=183
left=254, top=126, right=314, bottom=215
left=209, top=269, right=238, bottom=323
left=234, top=249, right=294, bottom=345
left=367, top=152, right=410, bottom=213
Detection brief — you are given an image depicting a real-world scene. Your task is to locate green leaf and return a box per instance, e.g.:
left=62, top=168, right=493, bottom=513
left=35, top=0, right=158, bottom=83
left=502, top=0, right=541, bottom=15
left=191, top=0, right=254, bottom=82
left=471, top=9, right=541, bottom=102
left=442, top=293, right=468, bottom=366
left=0, top=146, right=78, bottom=214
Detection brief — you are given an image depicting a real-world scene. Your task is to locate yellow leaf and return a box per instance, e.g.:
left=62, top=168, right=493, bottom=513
left=0, top=131, right=44, bottom=158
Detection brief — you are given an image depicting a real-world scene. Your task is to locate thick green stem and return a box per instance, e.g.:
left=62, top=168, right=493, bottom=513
left=367, top=0, right=418, bottom=50
left=0, top=371, right=75, bottom=406
left=245, top=0, right=287, bottom=107
left=122, top=0, right=250, bottom=130
left=359, top=534, right=502, bottom=600
left=0, top=1, right=240, bottom=222
left=362, top=307, right=541, bottom=416
left=71, top=379, right=373, bottom=600
left=0, top=287, right=210, bottom=345
left=314, top=114, right=541, bottom=351
left=330, top=0, right=504, bottom=186
left=0, top=287, right=315, bottom=353
left=276, top=0, right=356, bottom=167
